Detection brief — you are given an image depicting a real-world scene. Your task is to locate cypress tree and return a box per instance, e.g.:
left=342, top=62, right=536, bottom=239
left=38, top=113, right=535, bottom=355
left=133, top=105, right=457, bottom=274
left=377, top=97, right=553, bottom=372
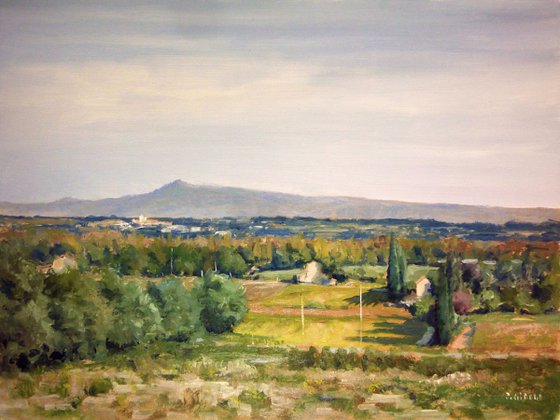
left=434, top=256, right=458, bottom=345
left=387, top=235, right=399, bottom=299
left=397, top=245, right=408, bottom=295
left=387, top=234, right=406, bottom=300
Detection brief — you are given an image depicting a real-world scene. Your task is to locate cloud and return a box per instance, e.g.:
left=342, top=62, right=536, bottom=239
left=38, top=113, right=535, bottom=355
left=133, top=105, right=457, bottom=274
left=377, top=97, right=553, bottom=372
left=0, top=0, right=558, bottom=206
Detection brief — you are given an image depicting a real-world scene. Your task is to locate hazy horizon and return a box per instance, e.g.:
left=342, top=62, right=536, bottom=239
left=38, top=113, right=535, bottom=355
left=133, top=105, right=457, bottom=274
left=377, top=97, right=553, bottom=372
left=1, top=1, right=558, bottom=207
left=2, top=178, right=558, bottom=210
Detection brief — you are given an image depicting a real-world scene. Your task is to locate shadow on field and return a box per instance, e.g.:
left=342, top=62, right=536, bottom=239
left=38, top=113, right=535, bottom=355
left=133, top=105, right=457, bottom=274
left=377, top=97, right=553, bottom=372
left=347, top=317, right=424, bottom=345
left=345, top=287, right=388, bottom=306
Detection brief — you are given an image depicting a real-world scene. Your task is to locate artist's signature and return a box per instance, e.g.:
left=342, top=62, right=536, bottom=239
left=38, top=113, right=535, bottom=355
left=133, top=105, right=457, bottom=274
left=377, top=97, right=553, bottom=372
left=505, top=392, right=543, bottom=401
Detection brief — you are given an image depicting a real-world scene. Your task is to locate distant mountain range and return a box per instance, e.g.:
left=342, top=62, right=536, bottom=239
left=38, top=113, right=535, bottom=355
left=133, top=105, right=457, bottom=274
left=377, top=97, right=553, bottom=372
left=0, top=180, right=558, bottom=224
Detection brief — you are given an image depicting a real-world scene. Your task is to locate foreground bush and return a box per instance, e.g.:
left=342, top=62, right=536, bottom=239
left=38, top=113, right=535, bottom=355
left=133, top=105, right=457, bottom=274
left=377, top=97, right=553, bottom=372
left=0, top=246, right=247, bottom=370
left=194, top=272, right=248, bottom=334
left=98, top=270, right=162, bottom=349
left=0, top=242, right=54, bottom=368
left=85, top=378, right=113, bottom=396
left=148, top=278, right=202, bottom=341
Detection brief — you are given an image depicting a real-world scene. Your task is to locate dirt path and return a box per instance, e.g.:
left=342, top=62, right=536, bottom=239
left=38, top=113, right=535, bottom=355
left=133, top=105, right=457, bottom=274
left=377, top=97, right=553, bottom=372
left=249, top=303, right=409, bottom=319
left=448, top=325, right=476, bottom=350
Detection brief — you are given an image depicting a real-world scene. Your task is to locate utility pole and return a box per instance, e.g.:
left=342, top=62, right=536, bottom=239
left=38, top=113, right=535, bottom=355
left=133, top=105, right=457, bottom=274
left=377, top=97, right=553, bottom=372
left=359, top=284, right=363, bottom=343
left=300, top=292, right=305, bottom=336
left=170, top=247, right=174, bottom=275
left=359, top=285, right=363, bottom=321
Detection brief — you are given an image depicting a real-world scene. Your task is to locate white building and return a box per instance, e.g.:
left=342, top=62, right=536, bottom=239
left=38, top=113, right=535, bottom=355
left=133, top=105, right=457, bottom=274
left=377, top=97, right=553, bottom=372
left=415, top=276, right=432, bottom=298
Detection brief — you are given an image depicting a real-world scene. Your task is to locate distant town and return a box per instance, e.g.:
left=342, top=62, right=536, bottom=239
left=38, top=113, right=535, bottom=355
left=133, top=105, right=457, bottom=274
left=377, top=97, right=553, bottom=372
left=1, top=214, right=558, bottom=242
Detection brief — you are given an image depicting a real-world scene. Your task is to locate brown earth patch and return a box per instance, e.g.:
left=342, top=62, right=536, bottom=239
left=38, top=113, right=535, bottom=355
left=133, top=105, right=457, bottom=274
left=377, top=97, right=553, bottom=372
left=248, top=303, right=410, bottom=320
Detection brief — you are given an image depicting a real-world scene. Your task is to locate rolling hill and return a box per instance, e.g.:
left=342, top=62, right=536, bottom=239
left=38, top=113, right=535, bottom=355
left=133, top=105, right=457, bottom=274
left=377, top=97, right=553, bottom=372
left=0, top=180, right=558, bottom=223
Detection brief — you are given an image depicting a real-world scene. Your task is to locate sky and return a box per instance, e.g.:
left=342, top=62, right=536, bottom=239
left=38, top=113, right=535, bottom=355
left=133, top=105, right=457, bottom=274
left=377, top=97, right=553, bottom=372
left=0, top=0, right=558, bottom=207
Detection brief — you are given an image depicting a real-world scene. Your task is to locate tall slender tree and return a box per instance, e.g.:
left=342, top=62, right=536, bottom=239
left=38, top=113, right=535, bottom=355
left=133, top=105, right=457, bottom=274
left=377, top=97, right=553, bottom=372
left=387, top=234, right=407, bottom=300
left=434, top=255, right=458, bottom=345
left=397, top=244, right=408, bottom=293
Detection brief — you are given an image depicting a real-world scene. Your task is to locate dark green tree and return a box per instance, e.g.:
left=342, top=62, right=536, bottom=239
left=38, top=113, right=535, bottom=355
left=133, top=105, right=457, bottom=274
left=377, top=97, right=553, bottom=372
left=193, top=272, right=248, bottom=334
left=117, top=245, right=147, bottom=275
left=215, top=246, right=248, bottom=277
left=271, top=248, right=292, bottom=270
left=387, top=235, right=407, bottom=300
left=172, top=244, right=204, bottom=276
left=433, top=256, right=458, bottom=345
left=397, top=244, right=408, bottom=292
left=412, top=245, right=427, bottom=265
left=0, top=242, right=53, bottom=369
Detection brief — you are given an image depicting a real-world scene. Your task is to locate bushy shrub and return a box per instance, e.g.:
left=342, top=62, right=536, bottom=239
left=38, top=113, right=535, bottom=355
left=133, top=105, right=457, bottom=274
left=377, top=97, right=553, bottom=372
left=513, top=288, right=541, bottom=314
left=45, top=270, right=113, bottom=360
left=471, top=289, right=502, bottom=313
left=11, top=376, right=36, bottom=398
left=412, top=295, right=436, bottom=324
left=98, top=270, right=162, bottom=349
left=238, top=389, right=271, bottom=410
left=193, top=272, right=247, bottom=334
left=85, top=378, right=113, bottom=396
left=452, top=290, right=472, bottom=315
left=534, top=266, right=560, bottom=312
left=288, top=347, right=423, bottom=373
left=148, top=278, right=202, bottom=341
left=319, top=347, right=336, bottom=370
left=287, top=346, right=320, bottom=370
left=0, top=242, right=53, bottom=369
left=333, top=348, right=359, bottom=370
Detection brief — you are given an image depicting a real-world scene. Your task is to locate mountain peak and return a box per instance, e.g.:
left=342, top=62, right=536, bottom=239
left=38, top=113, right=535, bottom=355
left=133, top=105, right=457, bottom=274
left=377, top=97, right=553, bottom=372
left=148, top=179, right=198, bottom=196
left=158, top=179, right=190, bottom=190
left=0, top=180, right=557, bottom=223
left=168, top=179, right=188, bottom=186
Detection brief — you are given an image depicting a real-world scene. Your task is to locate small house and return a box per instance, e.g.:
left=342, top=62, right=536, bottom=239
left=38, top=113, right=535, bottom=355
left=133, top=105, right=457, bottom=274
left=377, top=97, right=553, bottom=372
left=297, top=261, right=330, bottom=285
left=51, top=255, right=78, bottom=274
left=415, top=276, right=432, bottom=298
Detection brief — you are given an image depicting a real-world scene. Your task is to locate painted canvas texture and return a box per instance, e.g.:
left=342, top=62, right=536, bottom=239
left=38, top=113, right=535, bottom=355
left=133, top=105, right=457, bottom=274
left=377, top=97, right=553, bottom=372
left=0, top=1, right=558, bottom=419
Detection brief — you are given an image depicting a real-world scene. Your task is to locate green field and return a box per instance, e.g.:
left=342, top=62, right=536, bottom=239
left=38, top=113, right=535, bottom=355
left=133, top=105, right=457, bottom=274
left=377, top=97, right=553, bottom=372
left=255, top=268, right=301, bottom=281
left=241, top=278, right=560, bottom=358
left=240, top=281, right=429, bottom=351
left=407, top=264, right=438, bottom=281
left=342, top=264, right=387, bottom=280
left=257, top=282, right=379, bottom=310
left=341, top=264, right=437, bottom=283
left=235, top=311, right=427, bottom=350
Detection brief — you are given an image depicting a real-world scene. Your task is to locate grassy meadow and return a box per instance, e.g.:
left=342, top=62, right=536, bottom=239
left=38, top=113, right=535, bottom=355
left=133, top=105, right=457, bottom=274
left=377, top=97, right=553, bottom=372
left=235, top=311, right=427, bottom=350
left=1, top=272, right=559, bottom=419
left=256, top=282, right=378, bottom=310
left=468, top=312, right=560, bottom=357
left=1, top=328, right=558, bottom=419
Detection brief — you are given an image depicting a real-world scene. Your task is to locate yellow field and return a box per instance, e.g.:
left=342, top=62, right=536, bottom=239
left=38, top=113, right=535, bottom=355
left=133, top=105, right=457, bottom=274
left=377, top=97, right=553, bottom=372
left=257, top=282, right=379, bottom=310
left=235, top=312, right=427, bottom=350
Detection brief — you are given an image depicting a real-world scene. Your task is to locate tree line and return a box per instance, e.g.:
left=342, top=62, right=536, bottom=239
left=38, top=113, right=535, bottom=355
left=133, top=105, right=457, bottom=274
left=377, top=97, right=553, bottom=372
left=4, top=228, right=557, bottom=280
